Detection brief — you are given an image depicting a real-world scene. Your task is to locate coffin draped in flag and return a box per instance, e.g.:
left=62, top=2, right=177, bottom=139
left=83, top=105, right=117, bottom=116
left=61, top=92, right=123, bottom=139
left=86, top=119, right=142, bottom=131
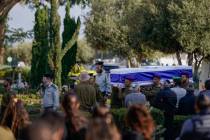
left=110, top=66, right=193, bottom=86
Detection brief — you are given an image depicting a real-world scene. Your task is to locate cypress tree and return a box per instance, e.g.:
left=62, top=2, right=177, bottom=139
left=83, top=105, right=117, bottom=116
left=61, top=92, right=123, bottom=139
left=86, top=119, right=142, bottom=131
left=61, top=0, right=78, bottom=84
left=48, top=0, right=80, bottom=88
left=31, top=6, right=49, bottom=88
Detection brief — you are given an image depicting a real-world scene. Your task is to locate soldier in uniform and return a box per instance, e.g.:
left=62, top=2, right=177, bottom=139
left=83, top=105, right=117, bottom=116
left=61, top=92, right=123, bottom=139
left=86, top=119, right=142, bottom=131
left=95, top=61, right=111, bottom=96
left=0, top=78, right=16, bottom=120
left=144, top=74, right=162, bottom=105
left=181, top=72, right=193, bottom=89
left=40, top=74, right=59, bottom=112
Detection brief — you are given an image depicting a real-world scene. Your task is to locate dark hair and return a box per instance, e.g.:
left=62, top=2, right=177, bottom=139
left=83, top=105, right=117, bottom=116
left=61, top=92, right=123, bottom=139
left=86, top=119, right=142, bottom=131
left=11, top=100, right=30, bottom=138
left=153, top=74, right=161, bottom=79
left=5, top=78, right=12, bottom=85
left=196, top=94, right=210, bottom=111
left=61, top=93, right=87, bottom=133
left=173, top=78, right=182, bottom=86
left=205, top=79, right=210, bottom=90
left=126, top=104, right=155, bottom=140
left=43, top=73, right=54, bottom=80
left=39, top=111, right=65, bottom=133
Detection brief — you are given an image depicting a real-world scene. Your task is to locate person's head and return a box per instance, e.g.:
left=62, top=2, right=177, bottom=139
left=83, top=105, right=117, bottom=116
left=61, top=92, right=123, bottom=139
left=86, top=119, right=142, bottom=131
left=79, top=71, right=90, bottom=83
left=173, top=77, right=182, bottom=87
left=29, top=111, right=65, bottom=140
left=61, top=92, right=80, bottom=115
left=163, top=80, right=171, bottom=88
left=130, top=84, right=141, bottom=93
left=124, top=76, right=134, bottom=87
left=86, top=118, right=121, bottom=140
left=181, top=72, right=189, bottom=82
left=126, top=104, right=155, bottom=140
left=92, top=104, right=114, bottom=125
left=195, top=94, right=210, bottom=113
left=95, top=61, right=104, bottom=73
left=42, top=74, right=53, bottom=86
left=205, top=79, right=210, bottom=90
left=153, top=75, right=161, bottom=86
left=4, top=78, right=12, bottom=90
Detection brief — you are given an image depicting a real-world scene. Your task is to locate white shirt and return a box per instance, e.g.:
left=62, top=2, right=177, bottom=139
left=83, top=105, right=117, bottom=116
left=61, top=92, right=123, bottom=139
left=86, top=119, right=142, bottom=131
left=171, top=86, right=186, bottom=108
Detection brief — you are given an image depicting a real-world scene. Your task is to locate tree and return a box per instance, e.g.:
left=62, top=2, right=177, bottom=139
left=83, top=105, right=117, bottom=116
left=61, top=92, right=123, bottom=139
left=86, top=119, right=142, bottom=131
left=48, top=0, right=80, bottom=88
left=168, top=0, right=210, bottom=80
left=77, top=39, right=95, bottom=63
left=85, top=0, right=147, bottom=67
left=0, top=0, right=22, bottom=64
left=31, top=6, right=50, bottom=88
left=5, top=42, right=32, bottom=65
left=61, top=0, right=78, bottom=84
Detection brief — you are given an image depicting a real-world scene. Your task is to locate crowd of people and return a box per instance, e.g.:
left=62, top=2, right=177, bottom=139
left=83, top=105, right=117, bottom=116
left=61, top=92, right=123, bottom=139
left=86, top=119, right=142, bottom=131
left=1, top=61, right=210, bottom=140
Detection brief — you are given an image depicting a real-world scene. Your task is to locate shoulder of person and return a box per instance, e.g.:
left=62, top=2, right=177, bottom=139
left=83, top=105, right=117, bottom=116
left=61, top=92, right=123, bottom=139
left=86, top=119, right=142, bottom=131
left=51, top=84, right=58, bottom=90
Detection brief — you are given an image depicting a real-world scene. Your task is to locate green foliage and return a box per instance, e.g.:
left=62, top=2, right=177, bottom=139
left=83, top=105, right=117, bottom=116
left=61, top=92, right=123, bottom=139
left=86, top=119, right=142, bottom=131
left=61, top=0, right=78, bottom=84
left=77, top=39, right=95, bottom=63
left=169, top=0, right=210, bottom=56
left=85, top=0, right=165, bottom=61
left=0, top=67, right=31, bottom=82
left=31, top=6, right=50, bottom=88
left=5, top=42, right=32, bottom=65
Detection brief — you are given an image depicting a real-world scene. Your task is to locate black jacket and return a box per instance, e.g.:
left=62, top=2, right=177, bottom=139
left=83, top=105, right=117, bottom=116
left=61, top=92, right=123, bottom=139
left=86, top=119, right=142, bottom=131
left=122, top=130, right=145, bottom=140
left=153, top=87, right=177, bottom=113
left=178, top=91, right=196, bottom=115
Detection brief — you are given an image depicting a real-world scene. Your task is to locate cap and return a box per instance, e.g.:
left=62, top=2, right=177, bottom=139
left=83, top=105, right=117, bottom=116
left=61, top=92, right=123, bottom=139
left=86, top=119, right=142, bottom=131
left=124, top=75, right=135, bottom=81
left=95, top=61, right=104, bottom=65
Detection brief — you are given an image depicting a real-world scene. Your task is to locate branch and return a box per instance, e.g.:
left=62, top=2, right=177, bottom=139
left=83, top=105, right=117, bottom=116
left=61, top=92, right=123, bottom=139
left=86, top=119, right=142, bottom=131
left=48, top=53, right=55, bottom=70
left=0, top=0, right=20, bottom=19
left=61, top=18, right=81, bottom=59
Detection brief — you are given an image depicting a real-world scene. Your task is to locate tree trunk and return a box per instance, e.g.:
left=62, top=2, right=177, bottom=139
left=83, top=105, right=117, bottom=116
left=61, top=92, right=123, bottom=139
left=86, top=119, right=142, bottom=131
left=187, top=53, right=193, bottom=66
left=176, top=51, right=182, bottom=65
left=0, top=0, right=20, bottom=64
left=0, top=16, right=7, bottom=64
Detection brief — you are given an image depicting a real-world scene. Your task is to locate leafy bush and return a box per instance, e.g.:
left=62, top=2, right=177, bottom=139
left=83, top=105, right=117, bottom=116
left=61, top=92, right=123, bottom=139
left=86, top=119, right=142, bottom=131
left=0, top=67, right=31, bottom=82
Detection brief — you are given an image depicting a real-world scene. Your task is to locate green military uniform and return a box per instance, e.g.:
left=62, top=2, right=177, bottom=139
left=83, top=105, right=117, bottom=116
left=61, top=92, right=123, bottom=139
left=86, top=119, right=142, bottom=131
left=75, top=83, right=97, bottom=112
left=142, top=84, right=161, bottom=105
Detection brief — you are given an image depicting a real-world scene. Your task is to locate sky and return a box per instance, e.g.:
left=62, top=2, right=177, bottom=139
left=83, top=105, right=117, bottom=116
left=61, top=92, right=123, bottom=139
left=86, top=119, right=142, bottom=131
left=8, top=3, right=90, bottom=41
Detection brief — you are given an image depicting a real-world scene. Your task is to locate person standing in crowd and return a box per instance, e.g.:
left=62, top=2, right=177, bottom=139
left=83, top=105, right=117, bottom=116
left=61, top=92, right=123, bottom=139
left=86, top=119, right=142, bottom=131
left=123, top=104, right=155, bottom=140
left=89, top=74, right=103, bottom=103
left=153, top=80, right=177, bottom=140
left=86, top=119, right=121, bottom=140
left=11, top=100, right=31, bottom=140
left=1, top=95, right=18, bottom=129
left=178, top=85, right=196, bottom=115
left=29, top=111, right=65, bottom=140
left=1, top=78, right=16, bottom=119
left=200, top=79, right=210, bottom=97
left=181, top=72, right=193, bottom=89
left=61, top=93, right=87, bottom=140
left=171, top=78, right=186, bottom=108
left=144, top=75, right=162, bottom=104
left=178, top=94, right=210, bottom=140
left=75, top=72, right=97, bottom=113
left=111, top=86, right=124, bottom=108
left=125, top=84, right=147, bottom=107
left=40, top=74, right=59, bottom=112
left=95, top=61, right=111, bottom=96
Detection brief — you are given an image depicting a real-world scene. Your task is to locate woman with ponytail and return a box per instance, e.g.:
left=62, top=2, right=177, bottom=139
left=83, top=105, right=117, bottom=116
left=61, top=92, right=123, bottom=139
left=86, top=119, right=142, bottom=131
left=61, top=92, right=87, bottom=140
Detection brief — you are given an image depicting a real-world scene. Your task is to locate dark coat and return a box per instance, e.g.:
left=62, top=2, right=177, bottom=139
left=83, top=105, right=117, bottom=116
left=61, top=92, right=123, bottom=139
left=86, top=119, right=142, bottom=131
left=153, top=87, right=177, bottom=113
left=122, top=130, right=145, bottom=140
left=177, top=91, right=196, bottom=115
